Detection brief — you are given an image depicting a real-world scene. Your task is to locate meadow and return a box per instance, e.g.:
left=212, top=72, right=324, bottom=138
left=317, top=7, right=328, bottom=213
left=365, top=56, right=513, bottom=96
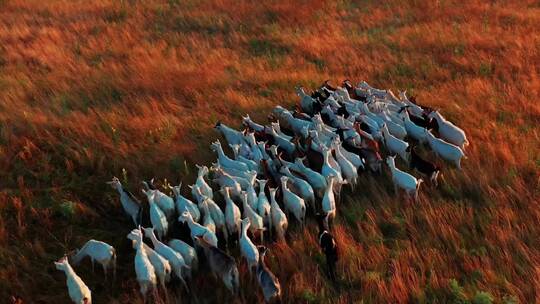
left=0, top=0, right=539, bottom=303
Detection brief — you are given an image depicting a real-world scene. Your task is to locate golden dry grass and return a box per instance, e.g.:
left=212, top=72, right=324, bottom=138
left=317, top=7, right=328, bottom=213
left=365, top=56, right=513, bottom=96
left=0, top=0, right=539, bottom=303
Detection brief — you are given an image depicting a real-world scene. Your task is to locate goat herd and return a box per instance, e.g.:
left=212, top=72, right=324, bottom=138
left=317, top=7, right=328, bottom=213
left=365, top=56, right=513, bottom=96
left=53, top=80, right=469, bottom=303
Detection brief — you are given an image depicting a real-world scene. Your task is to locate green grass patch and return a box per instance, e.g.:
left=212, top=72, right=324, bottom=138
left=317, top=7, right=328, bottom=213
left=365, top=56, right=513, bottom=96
left=248, top=38, right=291, bottom=58
left=478, top=62, right=493, bottom=77
left=472, top=291, right=494, bottom=304
left=104, top=8, right=128, bottom=23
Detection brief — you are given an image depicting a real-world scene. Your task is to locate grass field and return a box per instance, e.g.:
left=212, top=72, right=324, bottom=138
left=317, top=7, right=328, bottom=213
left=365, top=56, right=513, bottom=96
left=0, top=0, right=539, bottom=303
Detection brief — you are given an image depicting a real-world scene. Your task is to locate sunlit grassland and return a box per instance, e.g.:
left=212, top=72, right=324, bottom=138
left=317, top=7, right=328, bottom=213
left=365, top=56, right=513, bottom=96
left=0, top=0, right=538, bottom=303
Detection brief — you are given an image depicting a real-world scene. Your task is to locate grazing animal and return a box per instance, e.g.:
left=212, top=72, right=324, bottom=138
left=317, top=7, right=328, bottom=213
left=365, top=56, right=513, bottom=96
left=406, top=145, right=441, bottom=186
left=199, top=195, right=227, bottom=241
left=380, top=111, right=407, bottom=140
left=245, top=171, right=259, bottom=209
left=194, top=165, right=214, bottom=199
left=168, top=239, right=198, bottom=278
left=269, top=188, right=288, bottom=241
left=215, top=121, right=247, bottom=147
left=427, top=110, right=469, bottom=150
left=170, top=182, right=201, bottom=223
left=142, top=189, right=168, bottom=240
left=142, top=227, right=189, bottom=291
left=178, top=211, right=218, bottom=248
left=316, top=213, right=339, bottom=282
left=398, top=106, right=434, bottom=129
left=71, top=240, right=116, bottom=280
left=256, top=179, right=272, bottom=228
left=267, top=125, right=296, bottom=158
left=222, top=187, right=242, bottom=245
left=211, top=165, right=243, bottom=200
left=211, top=140, right=250, bottom=172
left=425, top=130, right=466, bottom=169
left=256, top=246, right=282, bottom=303
left=331, top=140, right=358, bottom=189
left=129, top=229, right=157, bottom=302
left=54, top=256, right=92, bottom=304
left=142, top=179, right=175, bottom=220
left=319, top=145, right=343, bottom=182
left=380, top=124, right=409, bottom=163
left=321, top=176, right=337, bottom=228
left=401, top=110, right=428, bottom=144
left=280, top=176, right=306, bottom=225
left=201, top=203, right=217, bottom=233
left=107, top=177, right=142, bottom=226
left=296, top=86, right=319, bottom=115
left=386, top=156, right=423, bottom=202
left=241, top=191, right=266, bottom=243
left=358, top=146, right=383, bottom=174
left=239, top=218, right=260, bottom=273
left=242, top=114, right=265, bottom=132
left=230, top=143, right=260, bottom=172
left=195, top=236, right=240, bottom=295
left=333, top=138, right=365, bottom=172
left=279, top=165, right=316, bottom=211
left=399, top=91, right=425, bottom=117
left=290, top=157, right=327, bottom=199
left=127, top=229, right=172, bottom=292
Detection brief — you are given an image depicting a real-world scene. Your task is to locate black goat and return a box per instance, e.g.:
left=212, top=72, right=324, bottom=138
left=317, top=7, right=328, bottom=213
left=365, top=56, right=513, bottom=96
left=316, top=213, right=339, bottom=282
left=399, top=106, right=437, bottom=130
left=407, top=145, right=441, bottom=186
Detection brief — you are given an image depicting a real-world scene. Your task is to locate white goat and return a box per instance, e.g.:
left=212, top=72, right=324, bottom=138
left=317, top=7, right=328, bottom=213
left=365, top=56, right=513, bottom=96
left=279, top=165, right=316, bottom=211
left=194, top=165, right=213, bottom=199
left=240, top=218, right=259, bottom=274
left=168, top=239, right=198, bottom=278
left=268, top=188, right=287, bottom=241
left=211, top=140, right=250, bottom=172
left=142, top=189, right=168, bottom=240
left=242, top=114, right=265, bottom=132
left=427, top=110, right=469, bottom=150
left=71, top=240, right=116, bottom=280
left=280, top=176, right=306, bottom=225
left=321, top=176, right=337, bottom=227
left=142, top=227, right=189, bottom=291
left=142, top=179, right=175, bottom=220
left=170, top=182, right=201, bottom=223
left=210, top=165, right=243, bottom=200
left=291, top=158, right=327, bottom=199
left=331, top=141, right=358, bottom=189
left=222, top=187, right=242, bottom=244
left=215, top=121, right=247, bottom=147
left=256, top=179, right=271, bottom=228
left=201, top=203, right=216, bottom=233
left=129, top=229, right=157, bottom=302
left=178, top=211, right=218, bottom=248
left=245, top=171, right=259, bottom=210
left=380, top=124, right=409, bottom=162
left=256, top=246, right=282, bottom=303
left=241, top=191, right=265, bottom=243
left=107, top=177, right=142, bottom=226
left=54, top=256, right=92, bottom=304
left=200, top=195, right=227, bottom=240
left=386, top=156, right=423, bottom=202
left=230, top=143, right=259, bottom=172
left=401, top=110, right=428, bottom=144
left=425, top=130, right=466, bottom=169
left=127, top=230, right=171, bottom=291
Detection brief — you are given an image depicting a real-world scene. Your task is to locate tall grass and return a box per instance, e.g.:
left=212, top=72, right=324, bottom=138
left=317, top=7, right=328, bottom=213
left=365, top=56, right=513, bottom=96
left=0, top=0, right=538, bottom=303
